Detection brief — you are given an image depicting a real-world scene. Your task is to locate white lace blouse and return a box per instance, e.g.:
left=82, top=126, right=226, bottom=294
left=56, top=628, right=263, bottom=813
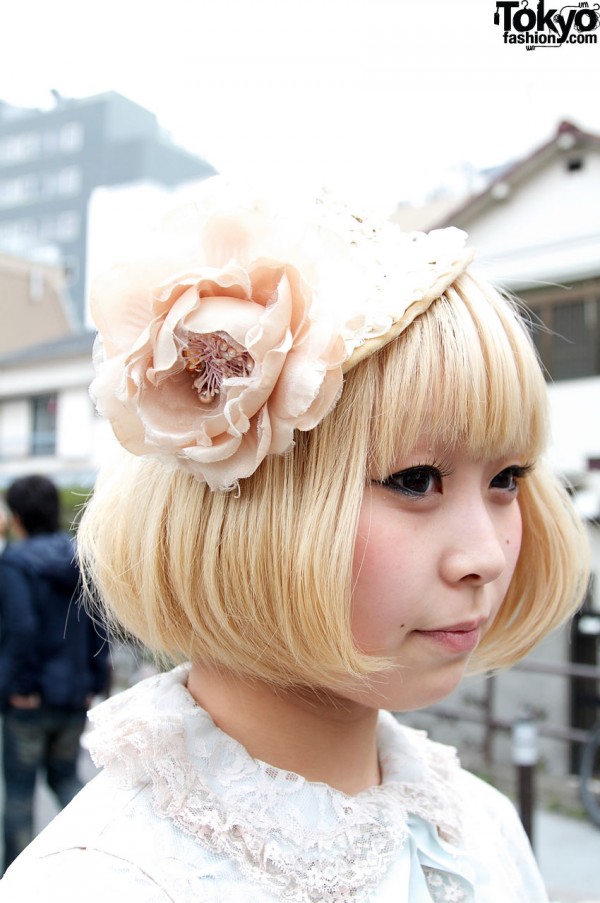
left=0, top=666, right=548, bottom=902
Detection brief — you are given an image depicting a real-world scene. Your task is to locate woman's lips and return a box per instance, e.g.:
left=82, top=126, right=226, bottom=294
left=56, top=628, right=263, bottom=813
left=414, top=622, right=483, bottom=653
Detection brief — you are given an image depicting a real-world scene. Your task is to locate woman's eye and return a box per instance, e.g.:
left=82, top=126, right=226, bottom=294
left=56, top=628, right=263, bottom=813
left=380, top=466, right=443, bottom=496
left=490, top=465, right=532, bottom=493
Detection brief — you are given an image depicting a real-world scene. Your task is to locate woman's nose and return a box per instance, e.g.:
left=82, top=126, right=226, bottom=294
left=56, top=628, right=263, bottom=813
left=439, top=505, right=512, bottom=586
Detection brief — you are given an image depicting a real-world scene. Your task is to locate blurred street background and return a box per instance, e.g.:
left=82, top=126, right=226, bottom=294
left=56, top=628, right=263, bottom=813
left=0, top=1, right=599, bottom=898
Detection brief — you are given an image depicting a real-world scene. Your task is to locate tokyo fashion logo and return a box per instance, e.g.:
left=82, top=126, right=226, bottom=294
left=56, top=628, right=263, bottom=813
left=494, top=1, right=599, bottom=48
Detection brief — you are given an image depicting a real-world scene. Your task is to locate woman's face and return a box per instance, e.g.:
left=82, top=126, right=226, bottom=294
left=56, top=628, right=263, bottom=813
left=347, top=443, right=526, bottom=712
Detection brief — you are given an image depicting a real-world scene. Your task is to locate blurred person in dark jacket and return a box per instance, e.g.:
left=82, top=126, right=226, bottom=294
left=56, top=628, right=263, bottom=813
left=0, top=502, right=7, bottom=554
left=0, top=475, right=109, bottom=871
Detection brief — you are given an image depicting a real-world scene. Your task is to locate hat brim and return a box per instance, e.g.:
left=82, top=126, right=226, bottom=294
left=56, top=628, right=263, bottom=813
left=342, top=247, right=476, bottom=374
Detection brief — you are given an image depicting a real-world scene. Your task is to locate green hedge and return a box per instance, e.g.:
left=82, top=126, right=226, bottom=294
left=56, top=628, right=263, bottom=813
left=59, top=485, right=94, bottom=533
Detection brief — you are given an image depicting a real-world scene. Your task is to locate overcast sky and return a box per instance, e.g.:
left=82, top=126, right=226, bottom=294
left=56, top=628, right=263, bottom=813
left=2, top=0, right=599, bottom=207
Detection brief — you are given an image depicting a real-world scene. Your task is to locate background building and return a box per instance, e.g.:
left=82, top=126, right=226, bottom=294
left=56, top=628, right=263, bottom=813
left=0, top=331, right=98, bottom=488
left=0, top=91, right=215, bottom=325
left=0, top=254, right=73, bottom=355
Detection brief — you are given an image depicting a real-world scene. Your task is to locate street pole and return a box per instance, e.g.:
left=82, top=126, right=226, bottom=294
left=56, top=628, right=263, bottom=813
left=512, top=714, right=538, bottom=848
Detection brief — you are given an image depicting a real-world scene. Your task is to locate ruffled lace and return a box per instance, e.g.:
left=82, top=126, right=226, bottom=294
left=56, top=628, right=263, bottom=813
left=87, top=666, right=467, bottom=901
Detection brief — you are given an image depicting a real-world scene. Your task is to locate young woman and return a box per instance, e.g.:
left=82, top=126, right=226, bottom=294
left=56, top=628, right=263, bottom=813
left=0, top=178, right=588, bottom=902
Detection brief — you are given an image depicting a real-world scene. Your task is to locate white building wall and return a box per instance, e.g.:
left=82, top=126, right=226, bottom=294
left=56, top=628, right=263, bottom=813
left=469, top=155, right=600, bottom=251
left=0, top=358, right=93, bottom=398
left=0, top=352, right=109, bottom=485
left=546, top=377, right=600, bottom=473
left=84, top=410, right=121, bottom=472
left=56, top=388, right=95, bottom=461
left=0, top=398, right=30, bottom=459
left=462, top=155, right=600, bottom=287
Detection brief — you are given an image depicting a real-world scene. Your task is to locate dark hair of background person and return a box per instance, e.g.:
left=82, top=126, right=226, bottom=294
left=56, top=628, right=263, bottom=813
left=6, top=476, right=60, bottom=536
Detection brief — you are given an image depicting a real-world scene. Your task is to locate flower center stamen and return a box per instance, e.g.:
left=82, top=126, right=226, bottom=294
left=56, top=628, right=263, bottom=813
left=182, top=331, right=254, bottom=404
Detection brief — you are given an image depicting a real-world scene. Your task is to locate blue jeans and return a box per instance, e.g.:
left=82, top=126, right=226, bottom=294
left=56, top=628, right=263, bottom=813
left=2, top=705, right=86, bottom=870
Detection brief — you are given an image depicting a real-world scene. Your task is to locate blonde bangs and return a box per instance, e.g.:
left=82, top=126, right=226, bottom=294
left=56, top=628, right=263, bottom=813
left=362, top=273, right=549, bottom=478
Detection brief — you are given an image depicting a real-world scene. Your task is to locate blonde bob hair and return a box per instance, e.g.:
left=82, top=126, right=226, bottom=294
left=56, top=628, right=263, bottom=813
left=79, top=271, right=589, bottom=689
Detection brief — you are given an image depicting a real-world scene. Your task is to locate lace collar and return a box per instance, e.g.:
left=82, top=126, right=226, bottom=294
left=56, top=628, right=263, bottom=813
left=87, top=665, right=465, bottom=901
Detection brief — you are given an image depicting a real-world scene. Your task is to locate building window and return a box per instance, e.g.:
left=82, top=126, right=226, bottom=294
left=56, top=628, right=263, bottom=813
left=40, top=123, right=84, bottom=157
left=552, top=299, right=599, bottom=379
left=59, top=122, right=84, bottom=153
left=40, top=165, right=81, bottom=199
left=39, top=210, right=80, bottom=243
left=55, top=210, right=80, bottom=241
left=0, top=217, right=37, bottom=254
left=31, top=394, right=57, bottom=456
left=0, top=131, right=41, bottom=165
left=0, top=174, right=37, bottom=209
left=523, top=281, right=600, bottom=381
left=57, top=165, right=82, bottom=196
left=41, top=170, right=59, bottom=197
left=42, top=130, right=60, bottom=155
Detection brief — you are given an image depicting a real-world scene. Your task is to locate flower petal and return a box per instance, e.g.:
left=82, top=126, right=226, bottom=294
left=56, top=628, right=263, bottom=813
left=90, top=177, right=473, bottom=489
